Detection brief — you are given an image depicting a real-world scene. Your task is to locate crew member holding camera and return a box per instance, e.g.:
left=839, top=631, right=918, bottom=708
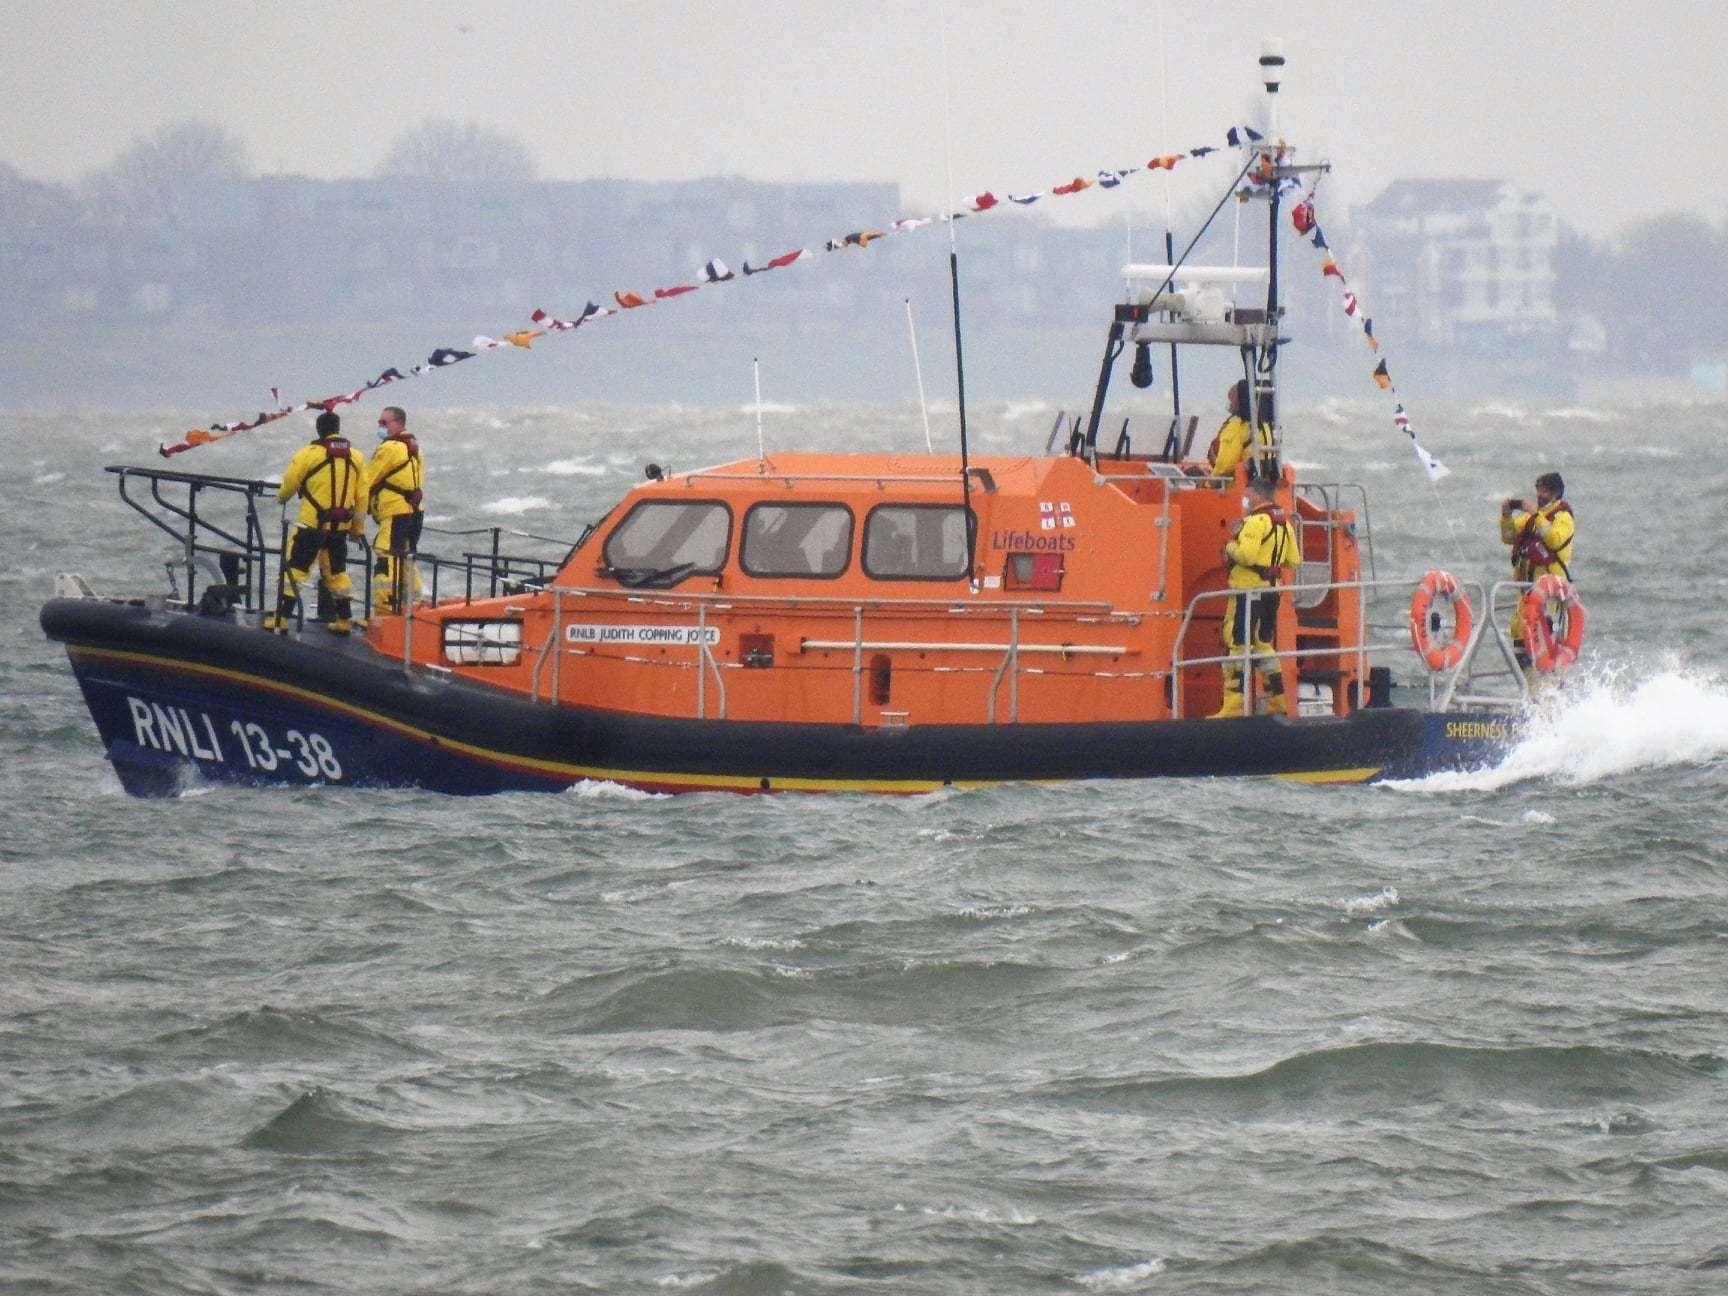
left=1499, top=471, right=1575, bottom=673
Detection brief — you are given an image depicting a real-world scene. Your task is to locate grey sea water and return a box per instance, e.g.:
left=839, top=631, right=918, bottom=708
left=4, top=400, right=1728, bottom=1294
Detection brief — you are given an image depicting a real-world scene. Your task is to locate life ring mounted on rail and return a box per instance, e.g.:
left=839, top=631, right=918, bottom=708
left=1521, top=574, right=1586, bottom=674
left=1409, top=570, right=1474, bottom=672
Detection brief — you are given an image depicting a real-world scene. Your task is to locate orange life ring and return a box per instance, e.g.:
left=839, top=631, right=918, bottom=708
left=1521, top=574, right=1586, bottom=674
left=1408, top=569, right=1473, bottom=671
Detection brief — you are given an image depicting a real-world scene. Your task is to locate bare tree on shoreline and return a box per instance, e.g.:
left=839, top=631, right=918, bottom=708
left=375, top=119, right=539, bottom=182
left=81, top=120, right=253, bottom=225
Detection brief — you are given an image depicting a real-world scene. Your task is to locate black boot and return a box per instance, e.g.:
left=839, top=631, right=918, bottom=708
left=329, top=596, right=353, bottom=637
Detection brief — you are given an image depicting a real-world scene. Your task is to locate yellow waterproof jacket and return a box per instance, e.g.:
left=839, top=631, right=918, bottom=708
left=1225, top=505, right=1300, bottom=590
left=279, top=436, right=366, bottom=531
left=1206, top=417, right=1251, bottom=476
left=1206, top=417, right=1275, bottom=478
left=365, top=434, right=425, bottom=521
left=1501, top=499, right=1574, bottom=580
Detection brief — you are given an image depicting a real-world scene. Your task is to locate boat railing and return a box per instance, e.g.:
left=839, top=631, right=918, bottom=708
left=415, top=522, right=589, bottom=606
left=102, top=465, right=600, bottom=635
left=107, top=463, right=383, bottom=629
left=514, top=573, right=1517, bottom=724
left=1432, top=579, right=1542, bottom=712
left=1169, top=575, right=1495, bottom=718
left=1294, top=481, right=1376, bottom=589
left=108, top=465, right=281, bottom=615
left=522, top=582, right=1142, bottom=720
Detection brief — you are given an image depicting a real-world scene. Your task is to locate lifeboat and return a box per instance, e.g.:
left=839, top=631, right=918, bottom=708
left=39, top=59, right=1557, bottom=797
left=39, top=430, right=1541, bottom=795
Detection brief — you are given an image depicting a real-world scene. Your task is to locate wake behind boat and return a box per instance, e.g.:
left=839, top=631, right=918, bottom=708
left=40, top=48, right=1580, bottom=797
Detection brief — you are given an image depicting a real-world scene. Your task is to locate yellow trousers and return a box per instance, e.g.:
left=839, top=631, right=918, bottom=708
left=372, top=513, right=424, bottom=613
left=1221, top=588, right=1284, bottom=701
left=273, top=526, right=355, bottom=631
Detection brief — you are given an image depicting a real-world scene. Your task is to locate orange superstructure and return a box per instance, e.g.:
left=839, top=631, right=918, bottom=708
left=367, top=447, right=1365, bottom=730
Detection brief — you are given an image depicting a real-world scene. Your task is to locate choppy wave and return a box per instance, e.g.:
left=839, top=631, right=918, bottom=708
left=1391, top=664, right=1728, bottom=792
left=1055, top=1041, right=1719, bottom=1116
left=1076, top=1257, right=1168, bottom=1289
left=565, top=778, right=665, bottom=800
left=539, top=458, right=608, bottom=476
left=243, top=1087, right=416, bottom=1154
left=479, top=495, right=555, bottom=515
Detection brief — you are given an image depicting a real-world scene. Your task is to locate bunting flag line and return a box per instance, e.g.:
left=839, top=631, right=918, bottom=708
left=1296, top=193, right=1448, bottom=482
left=742, top=248, right=810, bottom=275
left=531, top=303, right=609, bottom=330
left=161, top=125, right=1265, bottom=458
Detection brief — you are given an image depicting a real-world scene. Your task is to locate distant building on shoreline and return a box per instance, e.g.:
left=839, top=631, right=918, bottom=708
left=4, top=168, right=1711, bottom=405
left=1350, top=179, right=1561, bottom=352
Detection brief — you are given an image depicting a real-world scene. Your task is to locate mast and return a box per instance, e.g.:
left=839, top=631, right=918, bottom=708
left=939, top=15, right=977, bottom=585
left=1258, top=38, right=1286, bottom=476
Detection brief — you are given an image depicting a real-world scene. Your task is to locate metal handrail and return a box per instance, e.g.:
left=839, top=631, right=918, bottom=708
left=1168, top=575, right=1491, bottom=718
left=534, top=582, right=1131, bottom=618
left=1433, top=579, right=1538, bottom=711
left=109, top=465, right=278, bottom=612
left=1294, top=480, right=1376, bottom=583
left=675, top=470, right=973, bottom=487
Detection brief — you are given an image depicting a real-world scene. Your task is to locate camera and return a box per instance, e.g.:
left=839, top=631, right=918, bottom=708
left=1504, top=497, right=1525, bottom=511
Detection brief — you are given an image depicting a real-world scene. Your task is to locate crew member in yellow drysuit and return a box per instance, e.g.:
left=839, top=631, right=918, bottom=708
left=365, top=405, right=425, bottom=613
left=1499, top=471, right=1575, bottom=671
left=1211, top=473, right=1300, bottom=718
left=1204, top=379, right=1276, bottom=479
left=268, top=410, right=366, bottom=635
left=1205, top=380, right=1251, bottom=477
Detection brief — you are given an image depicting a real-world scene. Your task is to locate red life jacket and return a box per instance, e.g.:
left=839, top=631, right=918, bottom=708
left=1512, top=500, right=1572, bottom=574
left=1239, top=504, right=1292, bottom=582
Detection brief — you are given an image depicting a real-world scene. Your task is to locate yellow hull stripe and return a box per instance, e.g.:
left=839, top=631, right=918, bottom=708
left=67, top=644, right=1387, bottom=793
left=1271, top=766, right=1381, bottom=784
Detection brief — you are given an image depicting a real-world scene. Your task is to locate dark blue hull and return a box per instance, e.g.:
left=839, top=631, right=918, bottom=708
left=42, top=599, right=1518, bottom=797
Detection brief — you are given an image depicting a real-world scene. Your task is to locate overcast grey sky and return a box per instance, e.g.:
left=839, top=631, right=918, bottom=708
left=8, top=0, right=1722, bottom=234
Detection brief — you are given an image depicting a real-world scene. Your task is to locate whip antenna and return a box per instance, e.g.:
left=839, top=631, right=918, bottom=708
left=753, top=357, right=766, bottom=468
left=905, top=299, right=935, bottom=452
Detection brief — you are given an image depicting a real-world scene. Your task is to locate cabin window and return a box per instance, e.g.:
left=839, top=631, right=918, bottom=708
left=443, top=619, right=523, bottom=666
left=603, top=500, right=731, bottom=577
left=862, top=505, right=973, bottom=580
left=741, top=503, right=853, bottom=578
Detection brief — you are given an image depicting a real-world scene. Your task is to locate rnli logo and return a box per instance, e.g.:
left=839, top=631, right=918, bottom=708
left=1038, top=500, right=1076, bottom=532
